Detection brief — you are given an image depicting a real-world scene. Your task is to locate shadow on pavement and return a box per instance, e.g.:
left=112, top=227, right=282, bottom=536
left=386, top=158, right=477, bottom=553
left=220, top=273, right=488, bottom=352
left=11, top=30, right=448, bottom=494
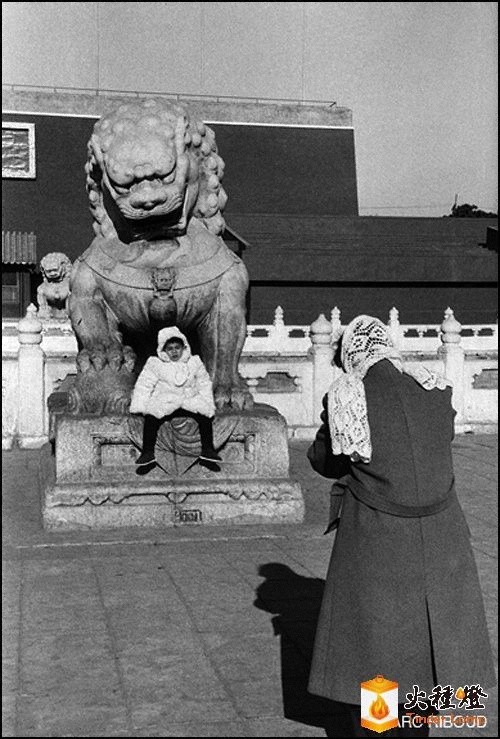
left=254, top=562, right=334, bottom=731
left=253, top=563, right=436, bottom=738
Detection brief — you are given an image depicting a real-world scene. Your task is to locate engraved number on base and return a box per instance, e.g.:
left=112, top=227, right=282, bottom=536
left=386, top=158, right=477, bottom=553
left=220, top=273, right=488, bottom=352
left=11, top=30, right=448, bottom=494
left=174, top=509, right=203, bottom=523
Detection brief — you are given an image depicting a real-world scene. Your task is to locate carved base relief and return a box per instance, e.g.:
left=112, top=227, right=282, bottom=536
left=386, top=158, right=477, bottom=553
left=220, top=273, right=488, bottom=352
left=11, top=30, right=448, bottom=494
left=43, top=403, right=304, bottom=529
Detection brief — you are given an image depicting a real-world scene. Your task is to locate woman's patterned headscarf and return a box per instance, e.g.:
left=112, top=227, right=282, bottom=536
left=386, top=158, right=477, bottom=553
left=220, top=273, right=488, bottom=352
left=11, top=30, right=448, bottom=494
left=328, top=315, right=451, bottom=463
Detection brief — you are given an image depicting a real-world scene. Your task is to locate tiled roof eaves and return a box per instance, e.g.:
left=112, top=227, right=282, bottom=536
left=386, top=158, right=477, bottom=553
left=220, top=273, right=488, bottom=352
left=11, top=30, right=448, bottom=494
left=2, top=231, right=37, bottom=265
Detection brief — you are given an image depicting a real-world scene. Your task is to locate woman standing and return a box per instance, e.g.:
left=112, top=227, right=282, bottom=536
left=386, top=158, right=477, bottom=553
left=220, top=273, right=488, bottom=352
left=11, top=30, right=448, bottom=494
left=307, top=315, right=495, bottom=737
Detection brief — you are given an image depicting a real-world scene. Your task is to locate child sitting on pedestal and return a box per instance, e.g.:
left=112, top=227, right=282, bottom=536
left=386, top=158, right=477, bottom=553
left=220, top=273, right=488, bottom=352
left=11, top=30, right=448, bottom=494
left=129, top=326, right=221, bottom=470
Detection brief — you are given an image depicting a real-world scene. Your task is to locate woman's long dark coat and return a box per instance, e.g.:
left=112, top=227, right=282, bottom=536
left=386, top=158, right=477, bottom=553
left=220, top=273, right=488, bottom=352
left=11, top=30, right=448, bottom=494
left=307, top=360, right=496, bottom=704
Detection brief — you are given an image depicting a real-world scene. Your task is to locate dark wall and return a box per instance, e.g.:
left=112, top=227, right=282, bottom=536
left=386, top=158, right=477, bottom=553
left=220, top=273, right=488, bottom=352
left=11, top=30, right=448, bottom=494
left=248, top=283, right=498, bottom=325
left=2, top=112, right=358, bottom=264
left=2, top=114, right=96, bottom=260
left=218, top=124, right=358, bottom=216
left=4, top=112, right=494, bottom=324
left=232, top=214, right=498, bottom=283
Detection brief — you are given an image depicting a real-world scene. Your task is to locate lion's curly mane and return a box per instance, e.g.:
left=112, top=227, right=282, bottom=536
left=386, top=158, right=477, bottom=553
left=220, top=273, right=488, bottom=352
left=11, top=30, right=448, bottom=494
left=84, top=98, right=228, bottom=240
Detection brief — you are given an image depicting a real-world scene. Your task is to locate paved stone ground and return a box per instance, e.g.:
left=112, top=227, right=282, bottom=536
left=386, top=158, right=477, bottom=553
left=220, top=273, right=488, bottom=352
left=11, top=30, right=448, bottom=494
left=2, top=435, right=497, bottom=737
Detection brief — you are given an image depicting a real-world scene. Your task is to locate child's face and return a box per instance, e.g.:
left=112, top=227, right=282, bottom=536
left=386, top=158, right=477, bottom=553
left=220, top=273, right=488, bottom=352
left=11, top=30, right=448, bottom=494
left=165, top=342, right=184, bottom=361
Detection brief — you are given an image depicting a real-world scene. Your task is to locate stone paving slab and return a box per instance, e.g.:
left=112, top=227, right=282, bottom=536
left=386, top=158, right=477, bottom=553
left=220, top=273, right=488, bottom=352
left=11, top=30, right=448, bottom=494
left=2, top=436, right=498, bottom=737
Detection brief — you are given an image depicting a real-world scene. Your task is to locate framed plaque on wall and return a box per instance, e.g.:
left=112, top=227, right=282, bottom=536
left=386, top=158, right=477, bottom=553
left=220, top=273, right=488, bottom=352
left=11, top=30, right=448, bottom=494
left=2, top=121, right=36, bottom=178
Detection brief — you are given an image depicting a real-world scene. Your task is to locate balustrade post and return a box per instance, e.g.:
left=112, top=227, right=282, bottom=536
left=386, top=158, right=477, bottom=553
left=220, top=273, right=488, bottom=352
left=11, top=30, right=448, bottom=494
left=388, top=307, right=401, bottom=349
left=269, top=305, right=288, bottom=352
left=310, top=313, right=334, bottom=424
left=17, top=304, right=47, bottom=448
left=438, top=307, right=465, bottom=424
left=330, top=305, right=342, bottom=351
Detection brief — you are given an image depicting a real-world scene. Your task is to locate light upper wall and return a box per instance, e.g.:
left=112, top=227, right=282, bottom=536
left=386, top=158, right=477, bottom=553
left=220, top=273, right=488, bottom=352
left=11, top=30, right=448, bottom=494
left=201, top=3, right=304, bottom=99
left=2, top=2, right=99, bottom=89
left=2, top=2, right=307, bottom=100
left=98, top=3, right=204, bottom=95
left=3, top=3, right=497, bottom=106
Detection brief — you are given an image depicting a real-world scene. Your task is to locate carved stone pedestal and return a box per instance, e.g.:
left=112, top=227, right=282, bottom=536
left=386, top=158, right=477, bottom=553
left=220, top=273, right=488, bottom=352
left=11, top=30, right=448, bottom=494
left=43, top=402, right=304, bottom=530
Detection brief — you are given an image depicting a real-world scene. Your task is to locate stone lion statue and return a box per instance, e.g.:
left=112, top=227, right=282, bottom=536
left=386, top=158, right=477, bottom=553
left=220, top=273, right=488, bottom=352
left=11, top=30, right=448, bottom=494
left=68, top=98, right=252, bottom=414
left=37, top=252, right=72, bottom=319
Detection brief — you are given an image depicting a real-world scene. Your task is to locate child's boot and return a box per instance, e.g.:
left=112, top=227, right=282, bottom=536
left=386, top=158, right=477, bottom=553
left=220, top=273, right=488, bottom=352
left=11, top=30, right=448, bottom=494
left=136, top=450, right=156, bottom=466
left=198, top=415, right=222, bottom=461
left=198, top=415, right=222, bottom=470
left=136, top=415, right=162, bottom=466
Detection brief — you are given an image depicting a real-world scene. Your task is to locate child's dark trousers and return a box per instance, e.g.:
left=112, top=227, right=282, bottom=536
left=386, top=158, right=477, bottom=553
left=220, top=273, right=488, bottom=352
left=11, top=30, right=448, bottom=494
left=142, top=410, right=217, bottom=457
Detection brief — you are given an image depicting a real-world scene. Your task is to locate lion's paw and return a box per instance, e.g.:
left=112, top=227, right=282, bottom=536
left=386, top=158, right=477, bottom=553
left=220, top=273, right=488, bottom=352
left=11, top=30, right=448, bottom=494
left=71, top=345, right=136, bottom=415
left=67, top=386, right=84, bottom=414
left=104, top=392, right=132, bottom=415
left=76, top=346, right=136, bottom=376
left=214, top=383, right=254, bottom=411
left=37, top=305, right=52, bottom=320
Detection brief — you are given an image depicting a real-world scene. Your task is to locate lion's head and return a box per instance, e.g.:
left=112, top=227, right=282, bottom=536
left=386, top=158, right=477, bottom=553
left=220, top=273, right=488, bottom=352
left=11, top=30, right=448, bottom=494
left=85, top=99, right=227, bottom=240
left=40, top=252, right=72, bottom=283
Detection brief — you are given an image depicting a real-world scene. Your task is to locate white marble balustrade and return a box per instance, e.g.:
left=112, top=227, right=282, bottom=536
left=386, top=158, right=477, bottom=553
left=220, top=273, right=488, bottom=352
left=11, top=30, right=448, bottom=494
left=2, top=305, right=498, bottom=448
